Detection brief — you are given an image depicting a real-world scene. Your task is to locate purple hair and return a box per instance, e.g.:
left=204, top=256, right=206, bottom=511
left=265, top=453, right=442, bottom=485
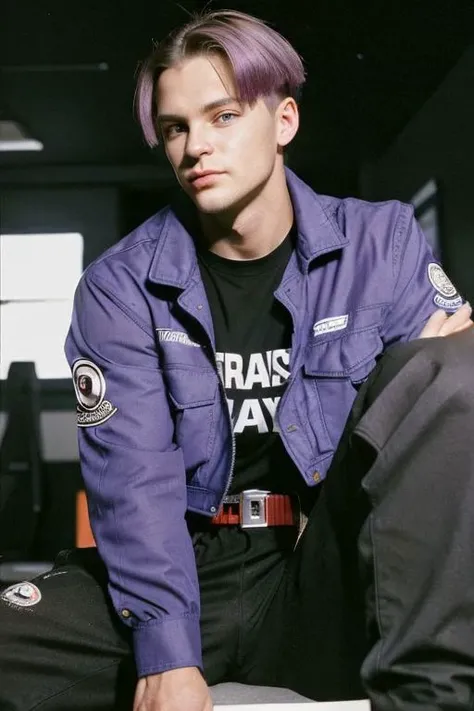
left=135, top=9, right=306, bottom=147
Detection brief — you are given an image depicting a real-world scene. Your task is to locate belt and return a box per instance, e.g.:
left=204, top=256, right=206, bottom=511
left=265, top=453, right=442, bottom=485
left=210, top=489, right=298, bottom=528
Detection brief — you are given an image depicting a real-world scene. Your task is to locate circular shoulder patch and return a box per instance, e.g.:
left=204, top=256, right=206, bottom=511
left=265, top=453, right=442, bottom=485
left=428, top=263, right=457, bottom=298
left=1, top=582, right=42, bottom=608
left=72, top=359, right=106, bottom=412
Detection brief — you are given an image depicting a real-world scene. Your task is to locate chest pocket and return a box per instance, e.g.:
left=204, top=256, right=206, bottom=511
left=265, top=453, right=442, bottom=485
left=302, top=307, right=384, bottom=449
left=305, top=326, right=382, bottom=383
left=164, top=367, right=219, bottom=477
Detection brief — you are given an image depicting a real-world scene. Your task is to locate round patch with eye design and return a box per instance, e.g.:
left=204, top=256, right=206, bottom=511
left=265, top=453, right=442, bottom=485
left=73, top=359, right=106, bottom=411
left=72, top=359, right=117, bottom=427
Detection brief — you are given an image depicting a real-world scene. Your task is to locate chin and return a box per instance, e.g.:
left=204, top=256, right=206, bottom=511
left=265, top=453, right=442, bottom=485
left=192, top=190, right=238, bottom=215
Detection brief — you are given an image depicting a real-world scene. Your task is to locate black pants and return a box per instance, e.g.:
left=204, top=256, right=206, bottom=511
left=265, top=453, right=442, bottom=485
left=1, top=330, right=473, bottom=710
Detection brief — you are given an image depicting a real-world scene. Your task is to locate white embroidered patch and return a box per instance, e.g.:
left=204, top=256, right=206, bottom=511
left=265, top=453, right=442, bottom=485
left=434, top=294, right=463, bottom=311
left=1, top=582, right=42, bottom=608
left=157, top=329, right=200, bottom=347
left=76, top=401, right=118, bottom=428
left=313, top=315, right=349, bottom=337
left=72, top=359, right=117, bottom=428
left=428, top=263, right=458, bottom=298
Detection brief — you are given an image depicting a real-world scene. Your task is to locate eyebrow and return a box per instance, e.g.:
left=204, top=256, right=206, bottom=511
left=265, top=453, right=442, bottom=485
left=157, top=97, right=241, bottom=124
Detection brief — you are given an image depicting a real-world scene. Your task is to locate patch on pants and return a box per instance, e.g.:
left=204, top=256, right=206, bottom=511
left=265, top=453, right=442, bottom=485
left=0, top=582, right=42, bottom=608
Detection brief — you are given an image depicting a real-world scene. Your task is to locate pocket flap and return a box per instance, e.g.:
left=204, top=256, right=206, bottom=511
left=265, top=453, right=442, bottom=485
left=165, top=367, right=218, bottom=409
left=304, top=328, right=382, bottom=380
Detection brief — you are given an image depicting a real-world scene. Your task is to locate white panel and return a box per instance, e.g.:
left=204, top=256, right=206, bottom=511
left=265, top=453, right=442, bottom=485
left=0, top=411, right=79, bottom=462
left=0, top=300, right=74, bottom=379
left=0, top=232, right=83, bottom=301
left=41, top=411, right=79, bottom=461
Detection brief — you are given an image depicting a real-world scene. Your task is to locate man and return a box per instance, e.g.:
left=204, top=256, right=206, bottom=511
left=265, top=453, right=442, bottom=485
left=0, top=9, right=473, bottom=711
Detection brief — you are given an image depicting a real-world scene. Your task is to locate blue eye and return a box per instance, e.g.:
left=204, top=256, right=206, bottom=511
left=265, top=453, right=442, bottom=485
left=218, top=113, right=236, bottom=124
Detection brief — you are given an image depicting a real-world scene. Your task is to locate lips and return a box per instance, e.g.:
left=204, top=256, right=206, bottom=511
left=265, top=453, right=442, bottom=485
left=188, top=170, right=223, bottom=183
left=187, top=171, right=224, bottom=191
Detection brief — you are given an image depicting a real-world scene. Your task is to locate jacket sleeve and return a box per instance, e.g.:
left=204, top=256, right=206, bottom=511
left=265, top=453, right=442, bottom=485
left=381, top=202, right=465, bottom=346
left=64, top=268, right=202, bottom=678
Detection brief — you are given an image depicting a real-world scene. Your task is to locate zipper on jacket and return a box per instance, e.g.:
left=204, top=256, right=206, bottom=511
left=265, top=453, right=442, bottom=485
left=176, top=287, right=236, bottom=512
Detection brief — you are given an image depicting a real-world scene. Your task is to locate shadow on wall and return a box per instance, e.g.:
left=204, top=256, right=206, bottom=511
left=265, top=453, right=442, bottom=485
left=360, top=45, right=474, bottom=304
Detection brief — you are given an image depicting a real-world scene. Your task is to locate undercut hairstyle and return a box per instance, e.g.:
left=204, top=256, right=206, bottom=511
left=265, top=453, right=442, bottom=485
left=135, top=9, right=306, bottom=147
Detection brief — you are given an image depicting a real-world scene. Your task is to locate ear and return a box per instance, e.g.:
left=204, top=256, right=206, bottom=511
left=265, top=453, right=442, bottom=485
left=276, top=97, right=299, bottom=148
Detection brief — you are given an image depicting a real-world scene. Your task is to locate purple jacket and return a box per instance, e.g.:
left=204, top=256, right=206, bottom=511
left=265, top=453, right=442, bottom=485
left=65, top=168, right=463, bottom=678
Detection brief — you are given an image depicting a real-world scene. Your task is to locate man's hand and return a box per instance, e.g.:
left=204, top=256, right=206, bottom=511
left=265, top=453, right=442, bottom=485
left=419, top=302, right=473, bottom=338
left=133, top=667, right=213, bottom=711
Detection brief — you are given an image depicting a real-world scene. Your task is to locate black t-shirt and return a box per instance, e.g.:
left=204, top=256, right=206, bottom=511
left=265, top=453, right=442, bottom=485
left=198, top=231, right=316, bottom=509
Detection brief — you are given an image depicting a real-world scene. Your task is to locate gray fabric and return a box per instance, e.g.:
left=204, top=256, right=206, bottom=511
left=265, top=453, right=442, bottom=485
left=210, top=682, right=313, bottom=704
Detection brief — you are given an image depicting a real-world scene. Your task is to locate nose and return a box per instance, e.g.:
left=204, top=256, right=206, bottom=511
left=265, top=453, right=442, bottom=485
left=185, top=124, right=214, bottom=160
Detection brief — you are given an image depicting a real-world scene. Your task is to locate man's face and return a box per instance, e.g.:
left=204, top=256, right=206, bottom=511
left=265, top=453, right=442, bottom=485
left=156, top=54, right=293, bottom=215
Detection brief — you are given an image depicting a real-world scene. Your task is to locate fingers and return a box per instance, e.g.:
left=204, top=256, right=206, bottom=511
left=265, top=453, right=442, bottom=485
left=419, top=309, right=448, bottom=338
left=451, top=319, right=474, bottom=334
left=419, top=302, right=472, bottom=339
left=439, top=302, right=472, bottom=336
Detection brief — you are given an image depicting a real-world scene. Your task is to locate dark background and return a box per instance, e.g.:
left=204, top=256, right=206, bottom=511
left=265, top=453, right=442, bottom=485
left=1, top=0, right=473, bottom=556
left=2, top=0, right=473, bottom=194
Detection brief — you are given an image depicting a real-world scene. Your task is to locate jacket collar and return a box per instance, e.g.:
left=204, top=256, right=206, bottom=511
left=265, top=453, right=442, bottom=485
left=148, top=167, right=348, bottom=288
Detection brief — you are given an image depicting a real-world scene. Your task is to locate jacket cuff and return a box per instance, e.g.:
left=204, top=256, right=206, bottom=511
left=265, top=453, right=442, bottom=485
left=132, top=615, right=203, bottom=678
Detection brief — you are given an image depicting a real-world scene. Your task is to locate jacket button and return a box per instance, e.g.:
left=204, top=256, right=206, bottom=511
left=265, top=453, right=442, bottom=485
left=197, top=304, right=203, bottom=310
left=312, top=471, right=321, bottom=483
left=121, top=609, right=131, bottom=619
left=210, top=506, right=216, bottom=513
left=286, top=424, right=298, bottom=432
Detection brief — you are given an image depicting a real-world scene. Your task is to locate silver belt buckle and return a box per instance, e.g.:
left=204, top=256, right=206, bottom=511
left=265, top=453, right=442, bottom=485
left=240, top=489, right=270, bottom=528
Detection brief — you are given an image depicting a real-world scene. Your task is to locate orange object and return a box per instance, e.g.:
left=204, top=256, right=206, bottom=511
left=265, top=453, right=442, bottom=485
left=75, top=490, right=96, bottom=548
left=211, top=493, right=296, bottom=526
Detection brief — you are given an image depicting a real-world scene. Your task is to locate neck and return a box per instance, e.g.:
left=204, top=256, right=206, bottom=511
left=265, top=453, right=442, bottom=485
left=198, top=166, right=294, bottom=260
